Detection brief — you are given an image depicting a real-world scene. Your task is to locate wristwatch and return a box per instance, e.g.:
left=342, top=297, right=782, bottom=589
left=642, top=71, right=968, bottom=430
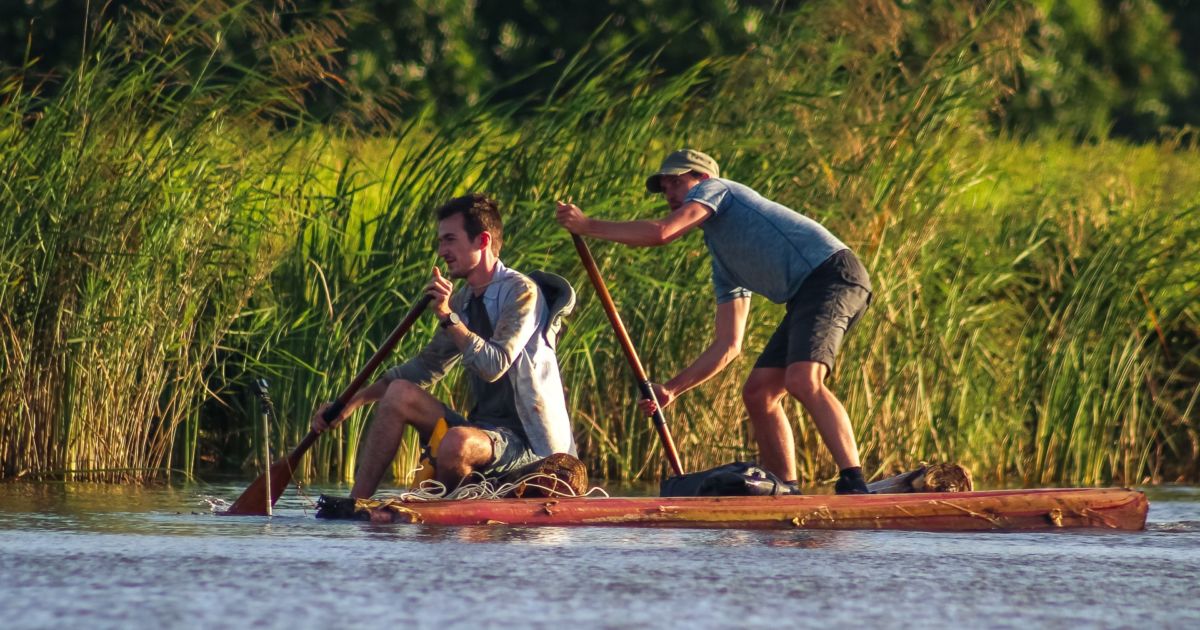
left=439, top=312, right=462, bottom=329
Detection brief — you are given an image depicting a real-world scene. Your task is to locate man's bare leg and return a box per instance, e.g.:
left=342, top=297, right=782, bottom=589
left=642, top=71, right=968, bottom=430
left=784, top=361, right=860, bottom=470
left=434, top=426, right=495, bottom=489
left=743, top=367, right=797, bottom=481
left=351, top=380, right=445, bottom=499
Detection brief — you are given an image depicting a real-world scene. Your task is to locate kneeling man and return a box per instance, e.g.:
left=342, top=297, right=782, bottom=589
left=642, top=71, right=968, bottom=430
left=312, top=193, right=575, bottom=498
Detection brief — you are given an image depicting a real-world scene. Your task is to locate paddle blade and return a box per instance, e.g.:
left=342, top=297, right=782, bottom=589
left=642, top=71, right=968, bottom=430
left=223, top=455, right=299, bottom=516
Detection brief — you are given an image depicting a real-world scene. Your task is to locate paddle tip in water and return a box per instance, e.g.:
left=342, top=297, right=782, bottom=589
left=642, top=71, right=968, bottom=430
left=220, top=481, right=271, bottom=516
left=221, top=457, right=299, bottom=516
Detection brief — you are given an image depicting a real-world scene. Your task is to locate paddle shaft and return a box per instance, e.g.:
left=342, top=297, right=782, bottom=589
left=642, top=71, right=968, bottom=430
left=321, top=294, right=434, bottom=424
left=304, top=293, right=434, bottom=457
left=571, top=234, right=685, bottom=477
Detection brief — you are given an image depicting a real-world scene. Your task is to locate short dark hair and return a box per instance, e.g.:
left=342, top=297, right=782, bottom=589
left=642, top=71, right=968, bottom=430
left=435, top=193, right=503, bottom=255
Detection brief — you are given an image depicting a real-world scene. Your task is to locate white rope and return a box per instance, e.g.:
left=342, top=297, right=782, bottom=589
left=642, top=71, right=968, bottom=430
left=379, top=469, right=609, bottom=503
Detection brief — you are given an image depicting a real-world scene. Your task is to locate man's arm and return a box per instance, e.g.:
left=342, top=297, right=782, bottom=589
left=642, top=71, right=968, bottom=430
left=642, top=297, right=750, bottom=412
left=459, top=278, right=540, bottom=382
left=311, top=378, right=390, bottom=432
left=312, top=268, right=466, bottom=434
left=556, top=201, right=712, bottom=247
left=422, top=267, right=534, bottom=379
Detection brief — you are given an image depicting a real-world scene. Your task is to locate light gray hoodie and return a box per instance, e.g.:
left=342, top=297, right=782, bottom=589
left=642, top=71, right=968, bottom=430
left=383, top=261, right=576, bottom=457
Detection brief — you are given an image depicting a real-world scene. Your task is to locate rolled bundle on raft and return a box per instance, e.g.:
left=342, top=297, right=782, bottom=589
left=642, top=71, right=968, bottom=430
left=867, top=462, right=974, bottom=494
left=499, top=452, right=590, bottom=498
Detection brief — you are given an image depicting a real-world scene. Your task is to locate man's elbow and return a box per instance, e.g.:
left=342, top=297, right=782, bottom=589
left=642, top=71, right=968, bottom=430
left=476, top=366, right=508, bottom=383
left=718, top=342, right=741, bottom=366
left=655, top=224, right=683, bottom=245
left=635, top=222, right=676, bottom=246
left=476, top=356, right=515, bottom=383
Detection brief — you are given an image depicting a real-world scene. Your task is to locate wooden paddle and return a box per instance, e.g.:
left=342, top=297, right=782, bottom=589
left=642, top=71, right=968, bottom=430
left=224, top=295, right=434, bottom=515
left=570, top=234, right=685, bottom=477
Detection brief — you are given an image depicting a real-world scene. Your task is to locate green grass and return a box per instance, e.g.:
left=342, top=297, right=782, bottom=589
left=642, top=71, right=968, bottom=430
left=1, top=0, right=1197, bottom=488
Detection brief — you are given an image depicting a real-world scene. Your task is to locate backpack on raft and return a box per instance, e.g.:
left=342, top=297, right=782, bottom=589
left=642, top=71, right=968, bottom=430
left=527, top=270, right=575, bottom=348
left=659, top=461, right=795, bottom=497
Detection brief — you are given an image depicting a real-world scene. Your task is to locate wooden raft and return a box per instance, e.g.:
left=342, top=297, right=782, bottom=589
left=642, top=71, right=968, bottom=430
left=316, top=488, right=1146, bottom=532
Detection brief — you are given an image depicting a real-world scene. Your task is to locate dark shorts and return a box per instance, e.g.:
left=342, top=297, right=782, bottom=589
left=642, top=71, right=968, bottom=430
left=754, top=249, right=872, bottom=372
left=441, top=407, right=541, bottom=477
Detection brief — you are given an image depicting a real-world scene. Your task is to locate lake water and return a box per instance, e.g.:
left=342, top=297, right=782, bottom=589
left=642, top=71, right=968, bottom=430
left=1, top=482, right=1198, bottom=629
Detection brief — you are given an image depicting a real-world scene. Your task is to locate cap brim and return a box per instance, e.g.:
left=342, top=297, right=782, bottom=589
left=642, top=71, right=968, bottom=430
left=645, top=167, right=691, bottom=193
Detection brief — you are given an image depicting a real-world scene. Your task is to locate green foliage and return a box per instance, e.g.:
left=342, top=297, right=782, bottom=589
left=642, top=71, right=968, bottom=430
left=1008, top=0, right=1195, bottom=138
left=5, top=1, right=1200, bottom=138
left=307, top=0, right=772, bottom=123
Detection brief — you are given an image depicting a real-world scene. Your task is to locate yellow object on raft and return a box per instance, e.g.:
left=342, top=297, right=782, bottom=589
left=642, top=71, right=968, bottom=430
left=411, top=417, right=449, bottom=484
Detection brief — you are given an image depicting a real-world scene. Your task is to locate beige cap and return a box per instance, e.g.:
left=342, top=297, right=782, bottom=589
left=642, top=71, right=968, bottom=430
left=645, top=149, right=720, bottom=193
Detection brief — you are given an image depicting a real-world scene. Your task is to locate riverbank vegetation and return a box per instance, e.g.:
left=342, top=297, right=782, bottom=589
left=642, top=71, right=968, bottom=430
left=2, top=1, right=1197, bottom=488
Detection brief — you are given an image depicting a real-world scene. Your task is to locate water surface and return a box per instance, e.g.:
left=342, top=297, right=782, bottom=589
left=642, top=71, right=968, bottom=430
left=1, top=483, right=1197, bottom=629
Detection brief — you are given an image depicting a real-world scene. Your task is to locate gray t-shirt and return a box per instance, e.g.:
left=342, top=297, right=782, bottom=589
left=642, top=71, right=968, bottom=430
left=687, top=177, right=850, bottom=304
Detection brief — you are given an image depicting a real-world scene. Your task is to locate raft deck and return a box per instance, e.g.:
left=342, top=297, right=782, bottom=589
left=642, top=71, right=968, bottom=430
left=316, top=487, right=1148, bottom=532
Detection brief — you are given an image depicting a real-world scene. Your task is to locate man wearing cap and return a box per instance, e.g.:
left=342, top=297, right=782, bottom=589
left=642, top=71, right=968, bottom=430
left=555, top=149, right=873, bottom=494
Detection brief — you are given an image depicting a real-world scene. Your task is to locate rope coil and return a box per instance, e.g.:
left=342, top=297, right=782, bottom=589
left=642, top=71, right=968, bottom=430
left=380, top=468, right=609, bottom=502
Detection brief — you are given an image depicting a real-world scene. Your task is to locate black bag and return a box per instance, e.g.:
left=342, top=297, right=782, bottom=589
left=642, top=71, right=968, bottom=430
left=659, top=462, right=795, bottom=497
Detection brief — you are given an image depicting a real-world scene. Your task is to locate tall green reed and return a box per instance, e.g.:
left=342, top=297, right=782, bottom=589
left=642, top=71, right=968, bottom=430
left=4, top=0, right=1196, bottom=488
left=0, top=1, right=343, bottom=480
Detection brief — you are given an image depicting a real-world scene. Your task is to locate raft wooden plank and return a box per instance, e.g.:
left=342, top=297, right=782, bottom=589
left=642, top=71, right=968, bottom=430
left=317, top=488, right=1147, bottom=532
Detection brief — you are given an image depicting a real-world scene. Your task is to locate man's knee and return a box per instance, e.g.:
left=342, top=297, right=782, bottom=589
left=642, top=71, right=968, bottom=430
left=784, top=365, right=827, bottom=404
left=436, top=427, right=492, bottom=469
left=743, top=371, right=785, bottom=408
left=377, top=379, right=428, bottom=419
left=378, top=380, right=452, bottom=442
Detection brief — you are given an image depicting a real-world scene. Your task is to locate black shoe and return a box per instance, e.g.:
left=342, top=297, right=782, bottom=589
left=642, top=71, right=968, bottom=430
left=834, top=476, right=873, bottom=495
